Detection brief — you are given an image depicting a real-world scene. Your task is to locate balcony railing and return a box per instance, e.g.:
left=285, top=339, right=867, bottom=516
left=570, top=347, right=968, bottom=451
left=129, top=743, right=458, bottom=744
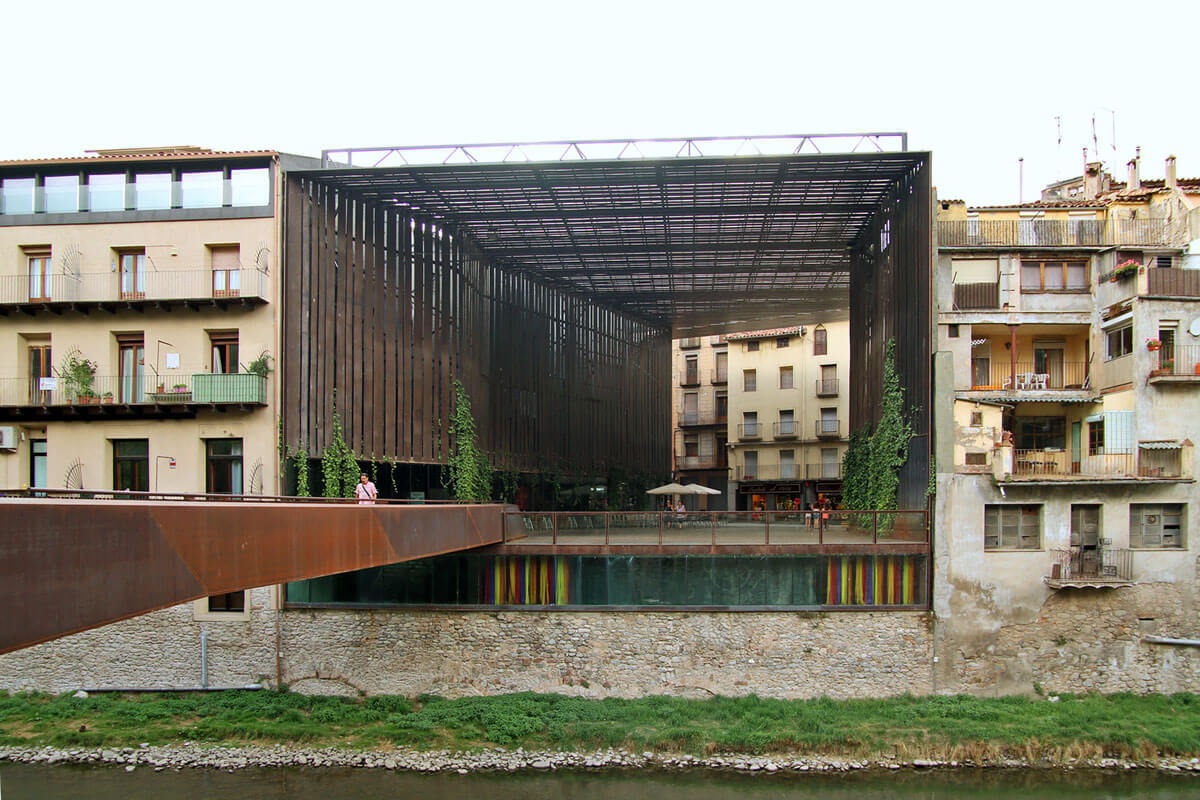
left=1147, top=268, right=1200, bottom=298
left=773, top=421, right=798, bottom=439
left=1152, top=344, right=1200, bottom=378
left=0, top=268, right=270, bottom=306
left=1010, top=447, right=1181, bottom=479
left=815, top=378, right=839, bottom=397
left=675, top=454, right=728, bottom=471
left=737, top=422, right=762, bottom=441
left=679, top=370, right=701, bottom=387
left=1, top=372, right=267, bottom=408
left=735, top=464, right=800, bottom=481
left=969, top=361, right=1090, bottom=391
left=710, top=369, right=728, bottom=384
left=939, top=218, right=1170, bottom=248
left=1047, top=548, right=1133, bottom=585
left=806, top=463, right=843, bottom=480
left=816, top=419, right=841, bottom=438
left=953, top=281, right=1000, bottom=310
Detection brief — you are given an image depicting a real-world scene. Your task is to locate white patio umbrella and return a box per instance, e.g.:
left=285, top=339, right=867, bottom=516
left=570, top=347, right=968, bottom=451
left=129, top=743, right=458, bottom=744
left=645, top=482, right=689, bottom=495
left=681, top=483, right=721, bottom=495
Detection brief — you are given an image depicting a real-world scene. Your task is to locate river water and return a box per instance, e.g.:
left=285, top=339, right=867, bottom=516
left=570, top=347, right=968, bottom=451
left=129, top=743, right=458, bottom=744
left=3, top=765, right=1200, bottom=799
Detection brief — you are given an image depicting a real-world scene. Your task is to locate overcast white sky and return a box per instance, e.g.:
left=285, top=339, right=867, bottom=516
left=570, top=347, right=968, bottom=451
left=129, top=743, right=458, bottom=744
left=6, top=0, right=1196, bottom=206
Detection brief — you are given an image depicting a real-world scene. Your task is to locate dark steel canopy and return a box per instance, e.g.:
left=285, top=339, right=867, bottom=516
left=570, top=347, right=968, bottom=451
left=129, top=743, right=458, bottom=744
left=297, top=146, right=929, bottom=334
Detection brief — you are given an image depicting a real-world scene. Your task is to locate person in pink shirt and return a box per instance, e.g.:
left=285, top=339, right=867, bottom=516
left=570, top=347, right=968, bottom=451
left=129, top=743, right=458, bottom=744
left=355, top=473, right=378, bottom=504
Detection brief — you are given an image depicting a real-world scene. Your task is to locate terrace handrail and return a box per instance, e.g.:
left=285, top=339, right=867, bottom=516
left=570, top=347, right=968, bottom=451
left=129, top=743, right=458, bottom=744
left=939, top=218, right=1171, bottom=248
left=0, top=487, right=471, bottom=505
left=0, top=268, right=270, bottom=305
left=1048, top=547, right=1133, bottom=582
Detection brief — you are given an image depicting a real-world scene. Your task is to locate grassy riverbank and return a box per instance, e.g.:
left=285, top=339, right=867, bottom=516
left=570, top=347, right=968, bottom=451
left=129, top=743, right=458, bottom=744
left=2, top=691, right=1198, bottom=760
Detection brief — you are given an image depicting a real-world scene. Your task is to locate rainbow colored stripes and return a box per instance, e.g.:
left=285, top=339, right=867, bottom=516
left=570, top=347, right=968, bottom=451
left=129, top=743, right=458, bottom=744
left=825, top=556, right=917, bottom=606
left=483, top=556, right=570, bottom=605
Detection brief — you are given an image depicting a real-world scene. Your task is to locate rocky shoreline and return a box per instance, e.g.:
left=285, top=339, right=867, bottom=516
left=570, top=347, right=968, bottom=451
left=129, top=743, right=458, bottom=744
left=4, top=743, right=1200, bottom=775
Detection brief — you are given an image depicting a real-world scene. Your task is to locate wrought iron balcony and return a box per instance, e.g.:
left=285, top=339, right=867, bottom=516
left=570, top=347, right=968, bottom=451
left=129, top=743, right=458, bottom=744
left=737, top=422, right=762, bottom=441
left=1046, top=548, right=1133, bottom=588
left=710, top=368, right=728, bottom=385
left=815, top=419, right=841, bottom=438
left=773, top=421, right=798, bottom=440
left=815, top=378, right=839, bottom=397
left=0, top=268, right=270, bottom=313
left=806, top=463, right=843, bottom=480
left=1008, top=446, right=1182, bottom=480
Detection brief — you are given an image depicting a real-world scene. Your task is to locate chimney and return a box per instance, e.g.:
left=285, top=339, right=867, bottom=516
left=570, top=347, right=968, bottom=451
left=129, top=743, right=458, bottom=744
left=1127, top=154, right=1140, bottom=191
left=1166, top=155, right=1177, bottom=190
left=1084, top=160, right=1103, bottom=199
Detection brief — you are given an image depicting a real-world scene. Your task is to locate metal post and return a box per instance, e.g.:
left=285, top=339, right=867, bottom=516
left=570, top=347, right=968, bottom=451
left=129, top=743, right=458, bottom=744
left=711, top=513, right=716, bottom=547
left=658, top=511, right=663, bottom=547
left=765, top=512, right=770, bottom=545
left=200, top=630, right=209, bottom=689
left=605, top=512, right=610, bottom=546
left=552, top=513, right=558, bottom=545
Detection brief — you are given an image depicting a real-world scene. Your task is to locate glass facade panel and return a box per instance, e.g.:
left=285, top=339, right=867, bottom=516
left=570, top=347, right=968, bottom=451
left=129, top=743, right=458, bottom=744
left=43, top=175, right=79, bottom=213
left=1, top=178, right=35, bottom=214
left=182, top=171, right=224, bottom=208
left=88, top=174, right=126, bottom=212
left=134, top=173, right=171, bottom=210
left=230, top=168, right=270, bottom=206
left=286, top=555, right=925, bottom=609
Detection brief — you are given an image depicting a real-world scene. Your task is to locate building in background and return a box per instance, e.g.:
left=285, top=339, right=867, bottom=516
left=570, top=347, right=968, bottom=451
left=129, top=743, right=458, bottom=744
left=722, top=322, right=849, bottom=513
left=670, top=334, right=729, bottom=508
left=933, top=152, right=1200, bottom=693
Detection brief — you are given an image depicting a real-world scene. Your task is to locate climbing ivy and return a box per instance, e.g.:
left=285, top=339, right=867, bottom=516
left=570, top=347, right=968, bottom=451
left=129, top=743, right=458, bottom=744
left=291, top=442, right=311, bottom=497
left=321, top=393, right=360, bottom=498
left=446, top=379, right=491, bottom=503
left=842, top=339, right=914, bottom=513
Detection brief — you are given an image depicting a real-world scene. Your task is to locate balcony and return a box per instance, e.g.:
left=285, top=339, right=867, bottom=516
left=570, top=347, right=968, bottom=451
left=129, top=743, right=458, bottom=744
left=735, top=463, right=800, bottom=481
left=0, top=372, right=267, bottom=421
left=679, top=337, right=701, bottom=349
left=677, top=408, right=722, bottom=427
left=815, top=419, right=841, bottom=439
left=675, top=453, right=728, bottom=471
left=679, top=370, right=701, bottom=388
left=1149, top=345, right=1200, bottom=384
left=953, top=281, right=1000, bottom=310
left=1147, top=268, right=1200, bottom=298
left=0, top=268, right=270, bottom=314
left=939, top=218, right=1170, bottom=248
left=710, top=368, right=728, bottom=385
left=773, top=420, right=798, bottom=440
left=967, top=361, right=1091, bottom=393
left=1045, top=548, right=1133, bottom=589
left=806, top=463, right=842, bottom=480
left=1004, top=445, right=1184, bottom=482
left=737, top=422, right=762, bottom=441
left=815, top=378, right=839, bottom=397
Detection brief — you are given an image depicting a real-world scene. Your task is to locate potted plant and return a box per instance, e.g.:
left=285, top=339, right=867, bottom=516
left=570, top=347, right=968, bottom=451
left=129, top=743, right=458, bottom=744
left=58, top=348, right=98, bottom=404
left=102, top=392, right=114, bottom=404
left=1109, top=259, right=1141, bottom=282
left=244, top=351, right=273, bottom=379
left=1161, top=359, right=1175, bottom=375
left=173, top=383, right=188, bottom=392
left=1146, top=338, right=1162, bottom=352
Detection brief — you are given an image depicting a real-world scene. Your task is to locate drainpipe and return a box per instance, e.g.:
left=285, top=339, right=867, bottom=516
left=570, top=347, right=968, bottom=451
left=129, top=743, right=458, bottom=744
left=1143, top=636, right=1200, bottom=646
left=200, top=630, right=209, bottom=689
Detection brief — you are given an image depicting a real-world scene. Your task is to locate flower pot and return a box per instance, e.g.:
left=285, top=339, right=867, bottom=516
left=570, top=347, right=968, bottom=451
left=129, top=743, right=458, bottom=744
left=1148, top=343, right=1161, bottom=351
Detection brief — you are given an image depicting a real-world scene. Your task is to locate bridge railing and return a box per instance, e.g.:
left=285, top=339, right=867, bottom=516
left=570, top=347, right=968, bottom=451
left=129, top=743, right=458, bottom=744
left=0, top=487, right=469, bottom=504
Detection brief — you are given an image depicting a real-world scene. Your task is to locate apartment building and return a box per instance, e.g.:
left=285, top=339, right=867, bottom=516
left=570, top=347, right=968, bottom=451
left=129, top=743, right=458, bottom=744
left=724, top=322, right=849, bottom=512
left=0, top=148, right=302, bottom=501
left=933, top=154, right=1200, bottom=693
left=670, top=334, right=729, bottom=508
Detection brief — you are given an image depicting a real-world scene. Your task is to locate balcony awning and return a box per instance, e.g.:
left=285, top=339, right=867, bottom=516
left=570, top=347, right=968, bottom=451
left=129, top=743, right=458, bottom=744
left=1139, top=441, right=1183, bottom=450
left=968, top=394, right=1098, bottom=404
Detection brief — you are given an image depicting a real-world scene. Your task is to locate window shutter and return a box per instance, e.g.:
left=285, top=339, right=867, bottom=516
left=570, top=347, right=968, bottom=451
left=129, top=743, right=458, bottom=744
left=1104, top=410, right=1134, bottom=454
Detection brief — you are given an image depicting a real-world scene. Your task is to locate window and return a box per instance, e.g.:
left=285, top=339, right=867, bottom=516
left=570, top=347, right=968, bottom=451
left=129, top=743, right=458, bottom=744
left=679, top=337, right=701, bottom=349
left=984, top=504, right=1041, bottom=549
left=1070, top=505, right=1100, bottom=547
left=1088, top=419, right=1104, bottom=455
left=43, top=175, right=79, bottom=213
left=743, top=369, right=756, bottom=392
left=715, top=392, right=728, bottom=423
left=28, top=343, right=52, bottom=404
left=206, top=438, right=243, bottom=494
left=207, top=592, right=246, bottom=613
left=118, top=250, right=146, bottom=299
left=113, top=439, right=149, bottom=492
left=714, top=351, right=728, bottom=383
left=779, top=365, right=793, bottom=389
left=1130, top=504, right=1184, bottom=548
left=746, top=340, right=760, bottom=352
left=813, top=327, right=827, bottom=356
left=182, top=171, right=224, bottom=208
left=948, top=324, right=960, bottom=338
left=210, top=331, right=239, bottom=374
left=1, top=177, right=35, bottom=214
left=683, top=354, right=699, bottom=385
left=971, top=356, right=991, bottom=388
left=818, top=407, right=838, bottom=436
left=230, top=168, right=270, bottom=207
left=779, top=409, right=795, bottom=435
left=776, top=337, right=790, bottom=349
left=964, top=452, right=988, bottom=466
left=117, top=333, right=145, bottom=403
left=682, top=392, right=698, bottom=425
left=30, top=439, right=47, bottom=489
left=969, top=411, right=984, bottom=427
left=210, top=245, right=241, bottom=297
left=1155, top=255, right=1173, bottom=269
left=1020, top=260, right=1088, bottom=291
left=742, top=450, right=758, bottom=479
left=26, top=249, right=52, bottom=301
left=780, top=450, right=795, bottom=479
left=1013, top=416, right=1065, bottom=450
left=1106, top=325, right=1133, bottom=359
left=683, top=433, right=699, bottom=458
left=742, top=412, right=758, bottom=437
left=87, top=174, right=126, bottom=212
left=134, top=173, right=171, bottom=210
left=819, top=364, right=837, bottom=395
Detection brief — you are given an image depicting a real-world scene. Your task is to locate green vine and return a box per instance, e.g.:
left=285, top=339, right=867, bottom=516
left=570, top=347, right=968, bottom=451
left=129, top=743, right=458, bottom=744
left=446, top=379, right=491, bottom=503
left=321, top=392, right=360, bottom=498
left=291, top=442, right=311, bottom=497
left=842, top=339, right=915, bottom=514
left=498, top=469, right=520, bottom=503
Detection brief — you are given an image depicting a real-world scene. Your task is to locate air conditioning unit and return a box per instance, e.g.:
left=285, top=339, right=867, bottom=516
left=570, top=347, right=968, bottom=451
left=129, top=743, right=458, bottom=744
left=0, top=426, right=17, bottom=451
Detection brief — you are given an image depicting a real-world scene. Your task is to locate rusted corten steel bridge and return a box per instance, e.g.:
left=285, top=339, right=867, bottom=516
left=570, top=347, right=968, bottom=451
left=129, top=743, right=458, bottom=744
left=0, top=496, right=519, bottom=655
left=2, top=135, right=935, bottom=652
